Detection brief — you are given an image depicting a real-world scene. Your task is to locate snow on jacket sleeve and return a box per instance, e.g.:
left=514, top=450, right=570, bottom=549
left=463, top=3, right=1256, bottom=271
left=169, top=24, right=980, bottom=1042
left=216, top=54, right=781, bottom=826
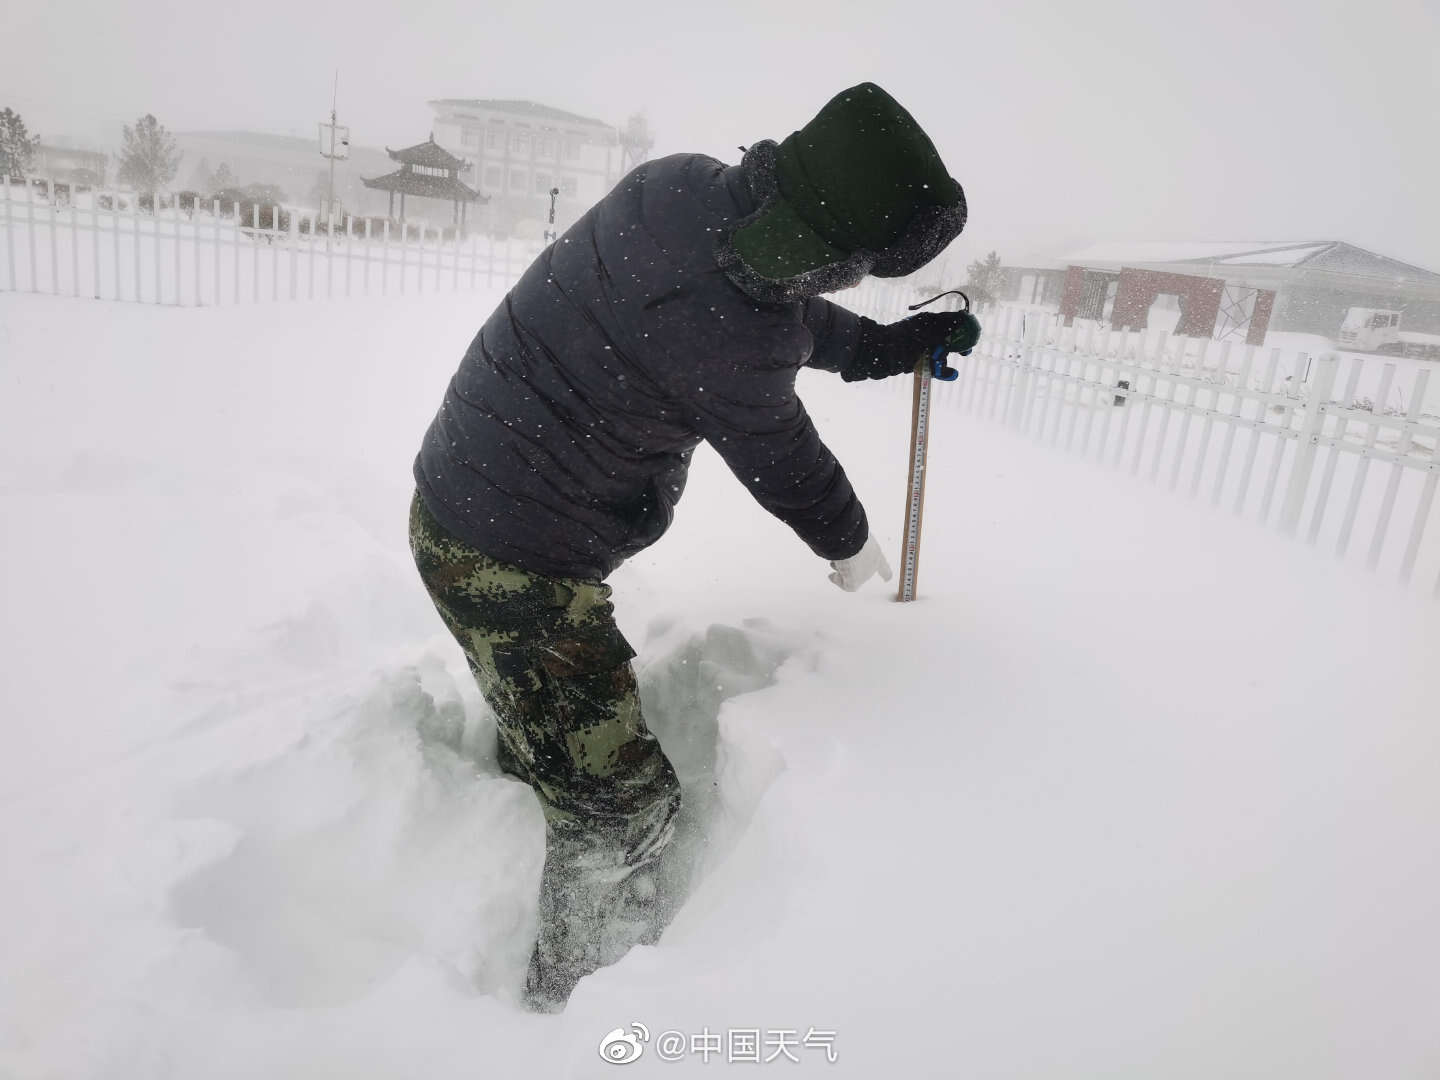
left=656, top=293, right=869, bottom=563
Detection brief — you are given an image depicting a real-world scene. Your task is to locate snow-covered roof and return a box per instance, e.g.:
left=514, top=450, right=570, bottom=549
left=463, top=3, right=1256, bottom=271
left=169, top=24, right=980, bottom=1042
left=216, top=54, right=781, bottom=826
left=1057, top=240, right=1440, bottom=290
left=428, top=98, right=614, bottom=131
left=1216, top=245, right=1333, bottom=266
left=1060, top=240, right=1339, bottom=268
left=385, top=136, right=466, bottom=170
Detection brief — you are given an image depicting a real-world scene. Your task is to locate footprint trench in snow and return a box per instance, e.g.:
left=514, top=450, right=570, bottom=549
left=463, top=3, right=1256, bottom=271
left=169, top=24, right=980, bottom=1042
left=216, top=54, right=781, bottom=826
left=166, top=618, right=804, bottom=1008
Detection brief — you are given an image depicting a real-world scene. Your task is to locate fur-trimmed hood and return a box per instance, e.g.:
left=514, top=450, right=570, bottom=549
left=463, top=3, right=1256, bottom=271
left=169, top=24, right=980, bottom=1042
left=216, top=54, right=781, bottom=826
left=715, top=139, right=967, bottom=306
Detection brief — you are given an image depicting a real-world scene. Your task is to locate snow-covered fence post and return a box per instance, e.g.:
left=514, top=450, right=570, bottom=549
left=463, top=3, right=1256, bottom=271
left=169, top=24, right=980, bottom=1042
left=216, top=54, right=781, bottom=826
left=1004, top=313, right=1038, bottom=429
left=1047, top=320, right=1078, bottom=443
left=89, top=191, right=101, bottom=299
left=213, top=199, right=222, bottom=305
left=288, top=208, right=299, bottom=302
left=1073, top=325, right=1108, bottom=456
left=1003, top=311, right=1029, bottom=430
left=381, top=220, right=391, bottom=296
left=1305, top=356, right=1364, bottom=544
left=192, top=196, right=202, bottom=304
left=1090, top=327, right=1121, bottom=462
left=110, top=192, right=121, bottom=301
left=130, top=193, right=142, bottom=303
left=68, top=187, right=79, bottom=298
left=997, top=309, right=1026, bottom=423
left=306, top=213, right=316, bottom=300
left=1129, top=331, right=1166, bottom=476
left=249, top=204, right=259, bottom=304
left=172, top=195, right=182, bottom=305
left=967, top=305, right=992, bottom=416
left=2, top=179, right=14, bottom=292
left=1278, top=354, right=1339, bottom=537
left=26, top=181, right=39, bottom=293
left=1367, top=367, right=1430, bottom=570
left=1211, top=345, right=1256, bottom=505
left=1335, top=362, right=1395, bottom=558
left=1234, top=348, right=1281, bottom=514
left=364, top=218, right=373, bottom=295
left=1019, top=317, right=1053, bottom=436
left=1042, top=316, right=1065, bottom=434
left=231, top=200, right=240, bottom=305
left=268, top=206, right=278, bottom=301
left=47, top=179, right=59, bottom=296
left=1167, top=338, right=1202, bottom=491
left=984, top=307, right=1016, bottom=420
left=960, top=304, right=986, bottom=414
left=1044, top=323, right=1075, bottom=447
left=1187, top=340, right=1227, bottom=497
left=1061, top=331, right=1088, bottom=453
left=1108, top=330, right=1140, bottom=468
left=1257, top=353, right=1306, bottom=525
left=973, top=306, right=998, bottom=418
left=151, top=196, right=161, bottom=305
left=398, top=221, right=407, bottom=296
left=1397, top=393, right=1438, bottom=585
left=106, top=191, right=119, bottom=300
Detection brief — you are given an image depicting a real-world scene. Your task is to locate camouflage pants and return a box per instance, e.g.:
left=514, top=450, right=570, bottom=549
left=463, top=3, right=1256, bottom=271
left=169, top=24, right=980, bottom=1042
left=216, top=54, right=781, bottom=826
left=408, top=491, right=681, bottom=1010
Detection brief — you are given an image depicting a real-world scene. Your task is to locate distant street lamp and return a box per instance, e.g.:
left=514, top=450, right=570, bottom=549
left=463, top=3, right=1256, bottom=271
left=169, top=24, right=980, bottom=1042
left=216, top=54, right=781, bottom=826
left=544, top=186, right=560, bottom=244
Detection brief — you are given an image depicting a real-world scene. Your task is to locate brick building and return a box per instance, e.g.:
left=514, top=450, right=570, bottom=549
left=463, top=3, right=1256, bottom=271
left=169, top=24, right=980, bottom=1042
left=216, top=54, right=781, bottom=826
left=995, top=241, right=1440, bottom=346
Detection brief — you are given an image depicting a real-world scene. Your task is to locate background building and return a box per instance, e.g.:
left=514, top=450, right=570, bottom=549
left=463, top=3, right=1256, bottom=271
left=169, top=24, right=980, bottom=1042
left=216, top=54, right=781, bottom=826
left=427, top=99, right=623, bottom=239
left=993, top=241, right=1440, bottom=348
left=160, top=98, right=633, bottom=239
left=32, top=141, right=108, bottom=187
left=170, top=130, right=397, bottom=218
left=361, top=136, right=482, bottom=229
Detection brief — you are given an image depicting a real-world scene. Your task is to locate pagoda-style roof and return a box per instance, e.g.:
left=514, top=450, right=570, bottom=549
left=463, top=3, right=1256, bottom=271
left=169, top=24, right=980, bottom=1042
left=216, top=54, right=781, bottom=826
left=361, top=169, right=482, bottom=202
left=385, top=135, right=467, bottom=170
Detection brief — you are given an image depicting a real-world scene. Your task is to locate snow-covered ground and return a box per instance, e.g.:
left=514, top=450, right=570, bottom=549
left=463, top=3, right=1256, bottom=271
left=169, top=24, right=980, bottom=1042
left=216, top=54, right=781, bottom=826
left=2, top=290, right=1439, bottom=1078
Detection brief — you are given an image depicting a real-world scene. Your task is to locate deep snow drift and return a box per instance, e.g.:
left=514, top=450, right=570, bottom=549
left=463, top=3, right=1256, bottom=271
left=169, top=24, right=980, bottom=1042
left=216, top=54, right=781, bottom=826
left=2, top=290, right=1438, bottom=1078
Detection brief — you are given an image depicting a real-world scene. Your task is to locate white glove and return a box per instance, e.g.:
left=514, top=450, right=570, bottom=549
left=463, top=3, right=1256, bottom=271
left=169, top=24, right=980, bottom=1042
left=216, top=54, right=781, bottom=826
left=827, top=534, right=894, bottom=592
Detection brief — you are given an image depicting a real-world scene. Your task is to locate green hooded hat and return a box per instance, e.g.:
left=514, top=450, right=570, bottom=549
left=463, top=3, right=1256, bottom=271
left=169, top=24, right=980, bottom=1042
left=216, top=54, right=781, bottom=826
left=717, top=82, right=967, bottom=304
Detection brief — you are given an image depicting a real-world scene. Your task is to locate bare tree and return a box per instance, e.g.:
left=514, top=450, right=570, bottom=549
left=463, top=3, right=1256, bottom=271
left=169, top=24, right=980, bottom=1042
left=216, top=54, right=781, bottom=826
left=0, top=107, right=40, bottom=180
left=117, top=114, right=182, bottom=195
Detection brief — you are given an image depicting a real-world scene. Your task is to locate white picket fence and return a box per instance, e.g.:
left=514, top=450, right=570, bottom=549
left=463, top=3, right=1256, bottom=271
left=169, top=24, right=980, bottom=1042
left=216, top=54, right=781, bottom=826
left=0, top=179, right=542, bottom=305
left=6, top=180, right=1436, bottom=596
left=893, top=303, right=1440, bottom=596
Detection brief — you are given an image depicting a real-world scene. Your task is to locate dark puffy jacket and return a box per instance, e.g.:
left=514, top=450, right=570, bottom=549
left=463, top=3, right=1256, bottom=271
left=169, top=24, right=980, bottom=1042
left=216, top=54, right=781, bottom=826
left=413, top=152, right=873, bottom=582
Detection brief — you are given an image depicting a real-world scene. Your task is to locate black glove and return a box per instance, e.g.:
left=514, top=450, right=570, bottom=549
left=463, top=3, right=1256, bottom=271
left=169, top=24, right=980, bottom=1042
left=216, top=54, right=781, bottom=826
left=847, top=311, right=982, bottom=382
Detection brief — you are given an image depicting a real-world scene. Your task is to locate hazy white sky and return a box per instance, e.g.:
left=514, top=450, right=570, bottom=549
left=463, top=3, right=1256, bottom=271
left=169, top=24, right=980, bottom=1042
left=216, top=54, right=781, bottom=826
left=7, top=0, right=1439, bottom=268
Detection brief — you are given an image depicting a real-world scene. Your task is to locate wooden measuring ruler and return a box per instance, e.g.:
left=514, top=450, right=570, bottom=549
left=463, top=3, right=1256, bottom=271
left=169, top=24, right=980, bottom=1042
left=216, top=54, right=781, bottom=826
left=897, top=358, right=934, bottom=603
